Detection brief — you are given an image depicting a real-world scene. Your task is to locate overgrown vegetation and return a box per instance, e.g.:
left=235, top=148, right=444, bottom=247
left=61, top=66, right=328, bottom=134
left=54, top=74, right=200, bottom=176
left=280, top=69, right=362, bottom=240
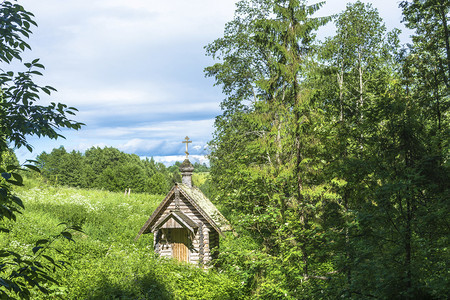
left=206, top=0, right=449, bottom=299
left=2, top=0, right=448, bottom=298
left=1, top=0, right=84, bottom=297
left=0, top=178, right=240, bottom=299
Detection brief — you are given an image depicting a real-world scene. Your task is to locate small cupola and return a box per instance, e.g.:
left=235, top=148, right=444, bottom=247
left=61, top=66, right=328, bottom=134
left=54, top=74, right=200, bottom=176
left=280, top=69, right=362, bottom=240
left=180, top=136, right=194, bottom=187
left=135, top=135, right=232, bottom=266
left=180, top=158, right=194, bottom=187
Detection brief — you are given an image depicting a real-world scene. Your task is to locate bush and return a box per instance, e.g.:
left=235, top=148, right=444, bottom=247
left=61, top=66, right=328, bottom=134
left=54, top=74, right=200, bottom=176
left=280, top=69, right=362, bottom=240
left=1, top=180, right=242, bottom=299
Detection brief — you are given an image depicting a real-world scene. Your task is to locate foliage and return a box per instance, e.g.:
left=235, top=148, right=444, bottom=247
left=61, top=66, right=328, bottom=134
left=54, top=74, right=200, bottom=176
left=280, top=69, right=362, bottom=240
left=1, top=0, right=448, bottom=298
left=0, top=149, right=19, bottom=169
left=1, top=162, right=84, bottom=298
left=36, top=146, right=212, bottom=195
left=206, top=0, right=449, bottom=299
left=0, top=179, right=241, bottom=299
left=0, top=222, right=82, bottom=299
left=0, top=0, right=83, bottom=297
left=36, top=146, right=173, bottom=194
left=205, top=0, right=338, bottom=298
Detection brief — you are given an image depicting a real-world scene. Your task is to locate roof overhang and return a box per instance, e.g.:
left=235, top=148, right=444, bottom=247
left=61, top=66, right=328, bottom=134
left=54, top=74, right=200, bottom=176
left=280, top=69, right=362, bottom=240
left=152, top=210, right=198, bottom=234
left=135, top=184, right=231, bottom=241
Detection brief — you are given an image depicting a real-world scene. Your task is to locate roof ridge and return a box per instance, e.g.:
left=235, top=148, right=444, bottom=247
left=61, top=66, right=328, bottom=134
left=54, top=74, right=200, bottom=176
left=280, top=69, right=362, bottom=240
left=135, top=184, right=232, bottom=241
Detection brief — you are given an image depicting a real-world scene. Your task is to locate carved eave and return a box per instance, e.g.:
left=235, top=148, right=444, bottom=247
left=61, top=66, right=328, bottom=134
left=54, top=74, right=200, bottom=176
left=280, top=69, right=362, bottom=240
left=152, top=210, right=198, bottom=234
left=135, top=183, right=228, bottom=240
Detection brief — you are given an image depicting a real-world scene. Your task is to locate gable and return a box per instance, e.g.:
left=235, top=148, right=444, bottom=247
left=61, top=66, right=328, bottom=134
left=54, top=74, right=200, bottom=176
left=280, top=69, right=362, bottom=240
left=135, top=184, right=232, bottom=240
left=154, top=211, right=198, bottom=233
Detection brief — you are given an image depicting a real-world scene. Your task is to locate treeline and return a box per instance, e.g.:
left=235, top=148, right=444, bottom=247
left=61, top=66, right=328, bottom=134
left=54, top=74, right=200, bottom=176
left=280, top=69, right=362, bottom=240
left=206, top=0, right=448, bottom=299
left=167, top=160, right=210, bottom=173
left=35, top=146, right=209, bottom=194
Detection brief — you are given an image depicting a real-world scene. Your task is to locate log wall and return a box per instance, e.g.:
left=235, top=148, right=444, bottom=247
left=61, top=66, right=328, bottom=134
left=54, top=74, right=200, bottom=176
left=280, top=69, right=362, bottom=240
left=153, top=194, right=216, bottom=265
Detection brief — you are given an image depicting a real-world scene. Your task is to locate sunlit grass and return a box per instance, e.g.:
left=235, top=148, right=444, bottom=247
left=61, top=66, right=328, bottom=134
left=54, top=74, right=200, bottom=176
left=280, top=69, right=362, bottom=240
left=1, top=178, right=241, bottom=299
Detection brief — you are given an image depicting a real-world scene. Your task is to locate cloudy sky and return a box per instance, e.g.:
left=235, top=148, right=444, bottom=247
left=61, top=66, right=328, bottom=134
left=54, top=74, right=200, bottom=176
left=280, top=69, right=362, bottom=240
left=14, top=0, right=411, bottom=165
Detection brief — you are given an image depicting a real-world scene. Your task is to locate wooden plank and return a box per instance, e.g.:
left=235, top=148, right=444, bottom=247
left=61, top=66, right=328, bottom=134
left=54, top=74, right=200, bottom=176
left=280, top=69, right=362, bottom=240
left=171, top=228, right=189, bottom=262
left=160, top=218, right=184, bottom=229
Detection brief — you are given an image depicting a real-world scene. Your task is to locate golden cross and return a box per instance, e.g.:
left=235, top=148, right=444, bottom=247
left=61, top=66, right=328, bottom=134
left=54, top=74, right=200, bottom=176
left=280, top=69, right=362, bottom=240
left=182, top=136, right=192, bottom=158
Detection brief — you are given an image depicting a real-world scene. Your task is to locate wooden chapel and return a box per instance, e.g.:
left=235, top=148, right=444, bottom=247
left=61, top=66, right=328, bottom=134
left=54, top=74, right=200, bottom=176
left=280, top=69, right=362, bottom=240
left=135, top=137, right=231, bottom=266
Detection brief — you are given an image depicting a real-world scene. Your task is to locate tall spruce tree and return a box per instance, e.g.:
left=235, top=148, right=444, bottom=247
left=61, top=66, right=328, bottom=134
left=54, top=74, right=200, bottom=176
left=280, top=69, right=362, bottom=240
left=206, top=0, right=336, bottom=297
left=206, top=0, right=448, bottom=298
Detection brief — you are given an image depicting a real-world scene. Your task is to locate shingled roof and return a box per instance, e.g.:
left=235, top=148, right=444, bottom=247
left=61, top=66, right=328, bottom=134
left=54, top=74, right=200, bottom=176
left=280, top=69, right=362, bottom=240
left=178, top=183, right=232, bottom=232
left=135, top=183, right=232, bottom=240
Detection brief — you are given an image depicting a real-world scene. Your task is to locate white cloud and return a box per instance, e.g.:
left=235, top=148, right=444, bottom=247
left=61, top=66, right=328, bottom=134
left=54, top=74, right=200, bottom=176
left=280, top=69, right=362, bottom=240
left=75, top=119, right=215, bottom=140
left=118, top=138, right=157, bottom=153
left=72, top=142, right=109, bottom=152
left=22, top=0, right=237, bottom=58
left=149, top=155, right=210, bottom=167
left=13, top=0, right=411, bottom=166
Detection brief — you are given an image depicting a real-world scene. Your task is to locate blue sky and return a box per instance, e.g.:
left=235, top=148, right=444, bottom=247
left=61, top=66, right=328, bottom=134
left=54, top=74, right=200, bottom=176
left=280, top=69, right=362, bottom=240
left=13, top=0, right=411, bottom=166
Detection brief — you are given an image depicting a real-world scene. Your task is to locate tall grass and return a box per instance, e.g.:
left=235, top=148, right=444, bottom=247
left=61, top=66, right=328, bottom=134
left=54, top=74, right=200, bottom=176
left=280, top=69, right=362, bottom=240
left=1, top=178, right=242, bottom=299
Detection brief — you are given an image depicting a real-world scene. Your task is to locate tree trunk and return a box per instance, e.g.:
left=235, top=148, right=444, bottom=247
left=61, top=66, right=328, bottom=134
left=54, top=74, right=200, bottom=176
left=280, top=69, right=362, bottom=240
left=358, top=48, right=364, bottom=120
left=337, top=62, right=344, bottom=122
left=438, top=0, right=450, bottom=87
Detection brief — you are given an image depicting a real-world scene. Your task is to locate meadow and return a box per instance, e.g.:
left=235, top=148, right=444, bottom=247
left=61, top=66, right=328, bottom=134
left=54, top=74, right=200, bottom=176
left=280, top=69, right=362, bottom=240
left=1, top=177, right=240, bottom=299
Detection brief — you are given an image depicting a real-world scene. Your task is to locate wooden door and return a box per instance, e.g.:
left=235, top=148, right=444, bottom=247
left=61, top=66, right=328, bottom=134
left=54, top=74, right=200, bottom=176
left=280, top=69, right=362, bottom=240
left=171, top=228, right=189, bottom=262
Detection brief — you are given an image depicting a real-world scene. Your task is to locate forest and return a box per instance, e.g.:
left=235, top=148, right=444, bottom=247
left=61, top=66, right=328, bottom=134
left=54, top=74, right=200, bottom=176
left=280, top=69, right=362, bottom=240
left=1, top=0, right=449, bottom=299
left=33, top=146, right=210, bottom=195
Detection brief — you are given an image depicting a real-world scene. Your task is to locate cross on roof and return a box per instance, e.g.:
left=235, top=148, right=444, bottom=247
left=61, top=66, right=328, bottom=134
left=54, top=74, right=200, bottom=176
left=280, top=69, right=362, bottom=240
left=182, top=136, right=192, bottom=159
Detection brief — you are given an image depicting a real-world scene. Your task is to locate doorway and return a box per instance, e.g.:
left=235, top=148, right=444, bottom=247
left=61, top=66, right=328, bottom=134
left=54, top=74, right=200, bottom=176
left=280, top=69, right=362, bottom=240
left=171, top=228, right=189, bottom=262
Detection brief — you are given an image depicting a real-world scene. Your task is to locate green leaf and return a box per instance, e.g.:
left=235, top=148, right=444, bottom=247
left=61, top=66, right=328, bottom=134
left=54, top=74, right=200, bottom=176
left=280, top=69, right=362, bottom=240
left=1, top=173, right=11, bottom=180
left=30, top=70, right=43, bottom=76
left=32, top=246, right=43, bottom=254
left=23, top=164, right=40, bottom=173
left=41, top=87, right=51, bottom=95
left=6, top=179, right=24, bottom=187
left=6, top=165, right=18, bottom=172
left=34, top=63, right=45, bottom=69
left=41, top=255, right=55, bottom=264
left=11, top=173, right=23, bottom=184
left=25, top=159, right=40, bottom=164
left=35, top=239, right=49, bottom=246
left=11, top=196, right=24, bottom=208
left=60, top=231, right=73, bottom=241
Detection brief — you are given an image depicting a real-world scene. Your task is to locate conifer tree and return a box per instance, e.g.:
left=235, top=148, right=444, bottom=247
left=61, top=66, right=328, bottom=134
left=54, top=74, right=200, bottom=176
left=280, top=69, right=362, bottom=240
left=206, top=0, right=335, bottom=296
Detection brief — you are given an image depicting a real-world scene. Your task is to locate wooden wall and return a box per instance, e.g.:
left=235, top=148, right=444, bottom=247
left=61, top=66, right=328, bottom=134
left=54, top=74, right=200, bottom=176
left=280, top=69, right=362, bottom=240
left=153, top=193, right=217, bottom=265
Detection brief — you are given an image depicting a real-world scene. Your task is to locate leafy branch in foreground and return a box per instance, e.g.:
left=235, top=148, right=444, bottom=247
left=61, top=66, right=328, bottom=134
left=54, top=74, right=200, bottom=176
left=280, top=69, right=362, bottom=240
left=1, top=0, right=84, bottom=298
left=0, top=1, right=84, bottom=152
left=0, top=222, right=83, bottom=299
left=0, top=159, right=84, bottom=299
left=0, top=161, right=37, bottom=234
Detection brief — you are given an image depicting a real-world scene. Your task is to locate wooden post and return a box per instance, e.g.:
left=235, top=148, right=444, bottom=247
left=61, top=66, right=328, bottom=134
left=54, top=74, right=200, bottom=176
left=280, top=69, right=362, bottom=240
left=198, top=223, right=204, bottom=267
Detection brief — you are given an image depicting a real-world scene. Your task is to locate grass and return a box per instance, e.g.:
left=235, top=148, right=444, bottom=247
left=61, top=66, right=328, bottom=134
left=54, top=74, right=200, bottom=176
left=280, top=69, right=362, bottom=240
left=1, top=178, right=242, bottom=299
